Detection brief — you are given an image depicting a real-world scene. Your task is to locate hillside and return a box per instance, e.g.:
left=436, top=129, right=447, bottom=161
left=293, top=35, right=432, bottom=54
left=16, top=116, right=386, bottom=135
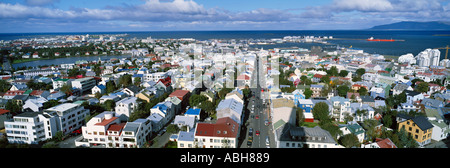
left=369, top=21, right=450, bottom=30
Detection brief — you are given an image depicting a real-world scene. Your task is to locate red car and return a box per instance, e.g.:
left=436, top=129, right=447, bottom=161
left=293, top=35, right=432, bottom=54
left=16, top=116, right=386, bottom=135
left=256, top=131, right=260, bottom=136
left=255, top=115, right=259, bottom=119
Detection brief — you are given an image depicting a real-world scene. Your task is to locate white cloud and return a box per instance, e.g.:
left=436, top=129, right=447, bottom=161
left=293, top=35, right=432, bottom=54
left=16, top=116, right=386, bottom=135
left=332, top=0, right=394, bottom=12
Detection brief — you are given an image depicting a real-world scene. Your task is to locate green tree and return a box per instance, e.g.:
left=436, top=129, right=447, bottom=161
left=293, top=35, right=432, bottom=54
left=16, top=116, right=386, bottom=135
left=304, top=88, right=313, bottom=99
left=416, top=82, right=429, bottom=93
left=296, top=107, right=305, bottom=127
left=166, top=124, right=180, bottom=134
left=5, top=100, right=21, bottom=115
left=43, top=100, right=61, bottom=109
left=189, top=94, right=207, bottom=107
left=106, top=81, right=117, bottom=94
left=337, top=85, right=350, bottom=97
left=338, top=134, right=360, bottom=148
left=321, top=75, right=330, bottom=84
left=357, top=87, right=368, bottom=96
left=60, top=84, right=72, bottom=96
left=356, top=68, right=366, bottom=77
left=0, top=80, right=11, bottom=92
left=326, top=66, right=339, bottom=76
left=119, top=74, right=133, bottom=88
left=312, top=102, right=331, bottom=123
left=103, top=99, right=116, bottom=111
left=339, top=70, right=349, bottom=77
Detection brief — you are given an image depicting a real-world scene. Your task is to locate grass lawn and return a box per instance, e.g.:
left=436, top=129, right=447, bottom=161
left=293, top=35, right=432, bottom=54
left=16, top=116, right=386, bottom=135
left=301, top=122, right=319, bottom=128
left=164, top=141, right=177, bottom=148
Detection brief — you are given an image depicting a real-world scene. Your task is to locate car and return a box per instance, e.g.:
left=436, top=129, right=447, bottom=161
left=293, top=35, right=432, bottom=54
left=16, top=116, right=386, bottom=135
left=256, top=130, right=260, bottom=136
left=265, top=136, right=270, bottom=146
left=247, top=136, right=253, bottom=147
left=248, top=128, right=253, bottom=136
left=265, top=119, right=269, bottom=126
left=255, top=115, right=259, bottom=119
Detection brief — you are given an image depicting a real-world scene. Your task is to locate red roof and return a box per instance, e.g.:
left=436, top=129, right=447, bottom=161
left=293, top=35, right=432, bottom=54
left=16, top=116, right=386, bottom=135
left=169, top=90, right=190, bottom=101
left=95, top=117, right=119, bottom=126
left=313, top=74, right=324, bottom=78
left=4, top=90, right=25, bottom=96
left=195, top=117, right=239, bottom=138
left=158, top=76, right=171, bottom=87
left=30, top=90, right=45, bottom=96
left=0, top=109, right=10, bottom=115
left=375, top=138, right=397, bottom=148
left=107, top=123, right=126, bottom=133
left=237, top=74, right=250, bottom=80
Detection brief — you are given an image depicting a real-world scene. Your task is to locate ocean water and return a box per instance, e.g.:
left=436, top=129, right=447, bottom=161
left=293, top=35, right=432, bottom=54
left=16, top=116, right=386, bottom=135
left=1, top=30, right=450, bottom=57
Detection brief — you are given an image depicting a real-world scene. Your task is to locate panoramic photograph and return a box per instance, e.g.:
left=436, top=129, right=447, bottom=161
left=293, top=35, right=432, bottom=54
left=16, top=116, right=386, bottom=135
left=1, top=0, right=450, bottom=159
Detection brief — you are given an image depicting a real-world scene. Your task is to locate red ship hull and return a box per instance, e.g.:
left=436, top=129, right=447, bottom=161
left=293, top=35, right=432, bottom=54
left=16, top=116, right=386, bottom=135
left=367, top=39, right=395, bottom=42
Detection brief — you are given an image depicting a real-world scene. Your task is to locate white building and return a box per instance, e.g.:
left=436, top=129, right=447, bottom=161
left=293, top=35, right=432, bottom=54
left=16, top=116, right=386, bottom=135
left=329, top=96, right=351, bottom=122
left=52, top=78, right=73, bottom=90
left=4, top=112, right=58, bottom=144
left=44, top=103, right=90, bottom=134
left=115, top=97, right=138, bottom=118
left=398, top=53, right=416, bottom=65
left=77, top=112, right=152, bottom=148
left=71, top=77, right=96, bottom=94
left=416, top=49, right=441, bottom=67
left=194, top=117, right=240, bottom=148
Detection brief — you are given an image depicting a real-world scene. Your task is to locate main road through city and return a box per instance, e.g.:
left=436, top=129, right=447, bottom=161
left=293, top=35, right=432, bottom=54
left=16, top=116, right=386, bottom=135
left=241, top=53, right=275, bottom=148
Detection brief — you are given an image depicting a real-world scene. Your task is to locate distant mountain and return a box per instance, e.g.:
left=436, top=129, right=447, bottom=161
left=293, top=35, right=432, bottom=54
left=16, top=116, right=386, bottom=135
left=369, top=21, right=450, bottom=30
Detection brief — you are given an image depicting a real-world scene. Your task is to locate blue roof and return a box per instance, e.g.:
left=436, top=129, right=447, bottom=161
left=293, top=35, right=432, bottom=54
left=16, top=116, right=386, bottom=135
left=133, top=74, right=144, bottom=78
left=97, top=84, right=106, bottom=90
left=152, top=103, right=168, bottom=114
left=185, top=108, right=201, bottom=115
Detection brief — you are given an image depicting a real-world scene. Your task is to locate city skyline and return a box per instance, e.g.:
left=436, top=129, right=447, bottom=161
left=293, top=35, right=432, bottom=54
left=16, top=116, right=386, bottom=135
left=1, top=0, right=450, bottom=33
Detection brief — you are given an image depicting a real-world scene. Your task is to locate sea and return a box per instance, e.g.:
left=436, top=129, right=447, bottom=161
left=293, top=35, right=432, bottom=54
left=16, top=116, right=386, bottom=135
left=2, top=30, right=450, bottom=68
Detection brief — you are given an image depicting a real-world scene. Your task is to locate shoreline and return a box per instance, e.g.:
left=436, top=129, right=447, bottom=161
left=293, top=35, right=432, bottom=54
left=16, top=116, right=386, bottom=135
left=12, top=54, right=127, bottom=64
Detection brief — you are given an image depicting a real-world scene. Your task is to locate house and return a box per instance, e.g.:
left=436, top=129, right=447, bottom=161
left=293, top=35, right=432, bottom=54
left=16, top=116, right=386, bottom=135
left=361, top=138, right=397, bottom=148
left=397, top=114, right=433, bottom=147
left=338, top=122, right=365, bottom=143
left=120, top=118, right=152, bottom=148
left=185, top=108, right=201, bottom=121
left=29, top=90, right=50, bottom=99
left=297, top=99, right=314, bottom=122
left=216, top=98, right=244, bottom=125
left=329, top=96, right=351, bottom=122
left=123, top=85, right=141, bottom=97
left=92, top=84, right=106, bottom=95
left=424, top=109, right=450, bottom=141
left=151, top=101, right=175, bottom=129
left=421, top=98, right=444, bottom=109
left=177, top=131, right=195, bottom=148
left=393, top=83, right=413, bottom=96
left=47, top=91, right=66, bottom=100
left=169, top=90, right=191, bottom=111
left=405, top=90, right=424, bottom=104
left=22, top=97, right=47, bottom=112
left=115, top=97, right=138, bottom=118
left=174, top=115, right=196, bottom=131
left=274, top=124, right=343, bottom=148
left=350, top=103, right=375, bottom=122
left=236, top=74, right=251, bottom=88
left=10, top=84, right=28, bottom=91
left=194, top=117, right=240, bottom=148
left=360, top=95, right=375, bottom=107
left=310, top=85, right=323, bottom=98
left=292, top=89, right=305, bottom=106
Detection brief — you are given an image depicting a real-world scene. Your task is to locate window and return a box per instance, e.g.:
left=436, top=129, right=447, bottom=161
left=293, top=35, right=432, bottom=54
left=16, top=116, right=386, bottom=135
left=286, top=143, right=290, bottom=147
left=415, top=129, right=419, bottom=133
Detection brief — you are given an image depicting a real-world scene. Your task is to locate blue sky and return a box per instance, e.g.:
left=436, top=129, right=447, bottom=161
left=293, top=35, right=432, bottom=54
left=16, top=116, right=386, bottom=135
left=0, top=0, right=449, bottom=33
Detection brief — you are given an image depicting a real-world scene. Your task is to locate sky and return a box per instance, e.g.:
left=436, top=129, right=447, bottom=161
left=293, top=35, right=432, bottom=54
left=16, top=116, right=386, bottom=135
left=0, top=0, right=449, bottom=33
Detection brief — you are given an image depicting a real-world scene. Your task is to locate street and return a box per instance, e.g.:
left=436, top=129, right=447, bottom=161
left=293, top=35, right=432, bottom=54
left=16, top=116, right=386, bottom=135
left=240, top=52, right=275, bottom=148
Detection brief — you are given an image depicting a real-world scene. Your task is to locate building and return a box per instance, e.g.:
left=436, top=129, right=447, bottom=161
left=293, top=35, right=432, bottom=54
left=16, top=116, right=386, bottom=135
left=275, top=124, right=343, bottom=148
left=194, top=117, right=240, bottom=148
left=297, top=99, right=314, bottom=122
left=338, top=122, right=365, bottom=143
left=0, top=109, right=12, bottom=129
left=361, top=138, right=397, bottom=148
left=169, top=89, right=191, bottom=111
left=92, top=84, right=106, bottom=95
left=397, top=114, right=433, bottom=147
left=4, top=112, right=58, bottom=144
left=44, top=103, right=90, bottom=135
left=52, top=78, right=72, bottom=90
left=329, top=96, right=351, bottom=122
left=77, top=112, right=152, bottom=148
left=115, top=97, right=138, bottom=118
left=416, top=49, right=440, bottom=67
left=216, top=98, right=244, bottom=125
left=71, top=77, right=96, bottom=94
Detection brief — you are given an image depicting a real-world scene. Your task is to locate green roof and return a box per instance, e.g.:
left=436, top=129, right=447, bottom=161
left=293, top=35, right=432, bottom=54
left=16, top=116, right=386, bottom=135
left=273, top=119, right=286, bottom=131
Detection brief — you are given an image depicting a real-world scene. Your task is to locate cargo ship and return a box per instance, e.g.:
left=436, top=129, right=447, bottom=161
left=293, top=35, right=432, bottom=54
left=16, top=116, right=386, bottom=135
left=367, top=37, right=395, bottom=42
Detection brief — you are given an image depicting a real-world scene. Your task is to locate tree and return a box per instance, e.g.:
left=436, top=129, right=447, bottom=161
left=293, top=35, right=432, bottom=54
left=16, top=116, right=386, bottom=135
left=338, top=134, right=360, bottom=148
left=106, top=81, right=117, bottom=94
left=60, top=84, right=72, bottom=96
left=339, top=70, right=349, bottom=77
left=337, top=85, right=350, bottom=97
left=119, top=74, right=133, bottom=88
left=304, top=88, right=313, bottom=99
left=43, top=100, right=61, bottom=109
left=0, top=80, right=11, bottom=92
left=5, top=100, right=21, bottom=115
left=312, top=102, right=331, bottom=123
left=357, top=87, right=368, bottom=96
left=166, top=124, right=180, bottom=134
left=189, top=94, right=207, bottom=107
left=356, top=68, right=366, bottom=77
left=326, top=66, right=338, bottom=77
left=321, top=75, right=330, bottom=84
left=103, top=99, right=116, bottom=111
left=416, top=82, right=429, bottom=93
